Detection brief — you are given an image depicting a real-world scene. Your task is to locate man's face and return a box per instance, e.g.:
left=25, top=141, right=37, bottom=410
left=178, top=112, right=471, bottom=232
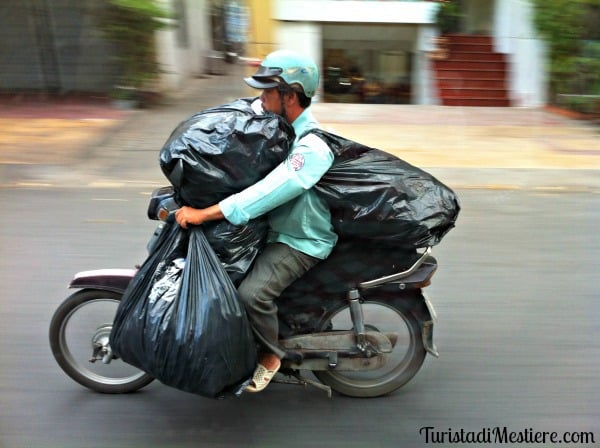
left=260, top=87, right=282, bottom=114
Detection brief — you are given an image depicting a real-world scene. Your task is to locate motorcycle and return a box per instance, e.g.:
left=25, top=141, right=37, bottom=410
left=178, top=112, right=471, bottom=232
left=49, top=187, right=440, bottom=398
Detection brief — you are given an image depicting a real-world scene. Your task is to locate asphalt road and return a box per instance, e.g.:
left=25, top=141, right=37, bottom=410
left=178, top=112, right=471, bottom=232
left=0, top=185, right=598, bottom=448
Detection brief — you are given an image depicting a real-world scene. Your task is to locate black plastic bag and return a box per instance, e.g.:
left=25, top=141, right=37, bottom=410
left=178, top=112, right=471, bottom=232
left=110, top=222, right=257, bottom=398
left=158, top=98, right=294, bottom=282
left=310, top=129, right=460, bottom=248
left=278, top=240, right=420, bottom=337
left=159, top=98, right=294, bottom=208
left=203, top=218, right=269, bottom=286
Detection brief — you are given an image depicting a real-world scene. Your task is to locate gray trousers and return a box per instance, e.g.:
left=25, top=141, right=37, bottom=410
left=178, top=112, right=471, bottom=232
left=238, top=243, right=320, bottom=359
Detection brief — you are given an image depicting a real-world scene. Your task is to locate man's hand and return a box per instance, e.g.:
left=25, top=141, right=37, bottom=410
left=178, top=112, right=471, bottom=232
left=175, top=205, right=225, bottom=229
left=175, top=206, right=203, bottom=229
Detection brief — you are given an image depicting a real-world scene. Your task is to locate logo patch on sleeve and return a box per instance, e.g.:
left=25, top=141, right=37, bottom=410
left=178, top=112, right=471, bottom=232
left=290, top=153, right=305, bottom=171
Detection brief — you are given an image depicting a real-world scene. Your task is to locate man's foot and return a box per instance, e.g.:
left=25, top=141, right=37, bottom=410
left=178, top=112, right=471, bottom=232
left=245, top=353, right=281, bottom=393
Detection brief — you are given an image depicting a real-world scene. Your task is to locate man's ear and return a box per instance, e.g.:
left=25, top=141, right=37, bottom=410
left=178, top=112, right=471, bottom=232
left=285, top=90, right=299, bottom=106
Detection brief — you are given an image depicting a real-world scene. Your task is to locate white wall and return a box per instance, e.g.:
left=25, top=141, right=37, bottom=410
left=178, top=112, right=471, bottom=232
left=156, top=0, right=211, bottom=91
left=187, top=0, right=212, bottom=77
left=273, top=0, right=436, bottom=24
left=275, top=22, right=323, bottom=101
left=274, top=1, right=438, bottom=104
left=414, top=25, right=439, bottom=105
left=494, top=0, right=547, bottom=106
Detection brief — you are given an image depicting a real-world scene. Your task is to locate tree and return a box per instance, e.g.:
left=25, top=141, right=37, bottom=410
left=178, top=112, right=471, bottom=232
left=533, top=0, right=600, bottom=112
left=98, top=0, right=172, bottom=98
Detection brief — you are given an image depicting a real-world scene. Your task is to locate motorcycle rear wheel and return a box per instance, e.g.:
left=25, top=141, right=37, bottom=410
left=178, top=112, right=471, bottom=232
left=314, top=299, right=426, bottom=398
left=49, top=289, right=154, bottom=394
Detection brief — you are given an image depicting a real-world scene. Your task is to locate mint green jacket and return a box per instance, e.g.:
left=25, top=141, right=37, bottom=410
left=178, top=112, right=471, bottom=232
left=219, top=107, right=337, bottom=259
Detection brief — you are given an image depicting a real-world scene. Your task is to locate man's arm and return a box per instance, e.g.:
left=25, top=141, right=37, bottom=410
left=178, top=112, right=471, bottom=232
left=175, top=204, right=224, bottom=229
left=175, top=133, right=332, bottom=229
left=219, top=134, right=333, bottom=225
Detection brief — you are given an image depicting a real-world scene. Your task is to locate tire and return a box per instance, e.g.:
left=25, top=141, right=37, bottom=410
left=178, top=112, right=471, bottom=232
left=313, top=299, right=426, bottom=398
left=49, top=289, right=154, bottom=394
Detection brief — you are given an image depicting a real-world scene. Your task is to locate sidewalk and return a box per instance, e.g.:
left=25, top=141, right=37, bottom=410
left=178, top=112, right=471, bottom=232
left=1, top=69, right=599, bottom=190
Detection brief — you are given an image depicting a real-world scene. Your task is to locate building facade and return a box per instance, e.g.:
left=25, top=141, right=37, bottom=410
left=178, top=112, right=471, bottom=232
left=260, top=0, right=547, bottom=106
left=0, top=0, right=547, bottom=107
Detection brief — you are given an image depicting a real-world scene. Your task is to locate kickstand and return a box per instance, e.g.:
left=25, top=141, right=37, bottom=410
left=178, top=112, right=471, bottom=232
left=274, top=372, right=332, bottom=398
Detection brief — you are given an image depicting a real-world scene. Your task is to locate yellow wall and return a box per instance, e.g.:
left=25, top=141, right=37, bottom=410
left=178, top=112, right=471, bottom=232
left=245, top=0, right=277, bottom=60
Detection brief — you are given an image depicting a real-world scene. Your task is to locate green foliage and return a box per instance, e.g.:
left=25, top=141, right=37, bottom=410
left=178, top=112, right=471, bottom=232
left=557, top=94, right=600, bottom=114
left=434, top=1, right=463, bottom=35
left=575, top=42, right=600, bottom=94
left=98, top=0, right=172, bottom=91
left=533, top=0, right=600, bottom=107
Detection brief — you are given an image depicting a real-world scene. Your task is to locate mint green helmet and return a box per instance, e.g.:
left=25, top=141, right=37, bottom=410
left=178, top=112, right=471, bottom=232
left=244, top=50, right=319, bottom=97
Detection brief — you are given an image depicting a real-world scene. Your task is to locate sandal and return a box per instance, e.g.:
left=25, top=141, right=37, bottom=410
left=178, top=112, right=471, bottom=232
left=245, top=358, right=281, bottom=393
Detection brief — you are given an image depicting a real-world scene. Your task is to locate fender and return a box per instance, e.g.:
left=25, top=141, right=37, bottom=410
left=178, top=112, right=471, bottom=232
left=402, top=291, right=438, bottom=358
left=69, top=268, right=136, bottom=294
left=397, top=294, right=439, bottom=359
left=420, top=292, right=439, bottom=358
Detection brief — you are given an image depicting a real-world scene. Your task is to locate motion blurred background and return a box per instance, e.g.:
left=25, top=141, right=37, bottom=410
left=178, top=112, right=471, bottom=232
left=1, top=3, right=599, bottom=448
left=1, top=0, right=598, bottom=114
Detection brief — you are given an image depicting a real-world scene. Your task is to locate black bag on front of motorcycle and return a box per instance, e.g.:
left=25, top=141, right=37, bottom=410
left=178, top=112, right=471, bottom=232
left=158, top=97, right=294, bottom=281
left=159, top=97, right=294, bottom=208
left=309, top=129, right=460, bottom=249
left=109, top=222, right=257, bottom=398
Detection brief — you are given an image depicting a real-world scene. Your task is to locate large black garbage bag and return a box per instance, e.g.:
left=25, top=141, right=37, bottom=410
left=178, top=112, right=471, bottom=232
left=158, top=98, right=293, bottom=282
left=310, top=129, right=460, bottom=248
left=278, top=240, right=420, bottom=337
left=159, top=98, right=294, bottom=208
left=110, top=222, right=257, bottom=398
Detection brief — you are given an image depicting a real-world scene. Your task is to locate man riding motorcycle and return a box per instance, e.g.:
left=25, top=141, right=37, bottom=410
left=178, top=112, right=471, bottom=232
left=174, top=50, right=337, bottom=392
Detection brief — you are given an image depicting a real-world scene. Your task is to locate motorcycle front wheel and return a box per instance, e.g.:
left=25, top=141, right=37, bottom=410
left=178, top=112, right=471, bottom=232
left=49, top=289, right=154, bottom=394
left=314, top=299, right=426, bottom=398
